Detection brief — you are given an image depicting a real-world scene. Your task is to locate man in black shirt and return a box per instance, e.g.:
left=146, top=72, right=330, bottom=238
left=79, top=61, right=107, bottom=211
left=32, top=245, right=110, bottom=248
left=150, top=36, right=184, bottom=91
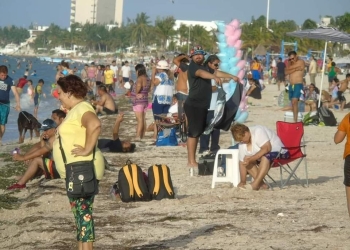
left=98, top=113, right=135, bottom=153
left=184, top=46, right=239, bottom=171
left=276, top=57, right=286, bottom=91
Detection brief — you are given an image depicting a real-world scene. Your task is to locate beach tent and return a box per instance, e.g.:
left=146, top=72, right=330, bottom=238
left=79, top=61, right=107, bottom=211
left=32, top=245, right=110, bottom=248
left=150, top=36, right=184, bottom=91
left=286, top=27, right=350, bottom=107
left=253, top=44, right=267, bottom=57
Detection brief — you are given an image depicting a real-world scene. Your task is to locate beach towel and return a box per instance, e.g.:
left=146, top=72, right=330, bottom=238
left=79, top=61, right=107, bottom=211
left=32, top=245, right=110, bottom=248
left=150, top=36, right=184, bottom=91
left=203, top=87, right=226, bottom=135
left=214, top=83, right=243, bottom=131
left=204, top=83, right=243, bottom=134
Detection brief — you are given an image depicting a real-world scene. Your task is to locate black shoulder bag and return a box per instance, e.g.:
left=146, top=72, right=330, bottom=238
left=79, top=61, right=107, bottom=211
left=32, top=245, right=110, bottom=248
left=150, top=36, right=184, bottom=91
left=58, top=136, right=99, bottom=198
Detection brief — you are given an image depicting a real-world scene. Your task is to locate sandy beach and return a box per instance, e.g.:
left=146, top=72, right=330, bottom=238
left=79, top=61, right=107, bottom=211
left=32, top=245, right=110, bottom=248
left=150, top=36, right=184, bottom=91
left=0, top=74, right=350, bottom=250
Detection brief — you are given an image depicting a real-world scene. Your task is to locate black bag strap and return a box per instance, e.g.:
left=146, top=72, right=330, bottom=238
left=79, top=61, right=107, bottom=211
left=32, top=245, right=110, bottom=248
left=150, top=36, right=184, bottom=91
left=58, top=135, right=95, bottom=165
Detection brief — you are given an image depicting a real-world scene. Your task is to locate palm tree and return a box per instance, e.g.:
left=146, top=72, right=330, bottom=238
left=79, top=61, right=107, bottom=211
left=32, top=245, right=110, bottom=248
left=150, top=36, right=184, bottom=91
left=186, top=25, right=216, bottom=52
left=154, top=16, right=176, bottom=50
left=336, top=12, right=350, bottom=32
left=130, top=12, right=151, bottom=52
left=177, top=24, right=188, bottom=46
left=301, top=19, right=317, bottom=30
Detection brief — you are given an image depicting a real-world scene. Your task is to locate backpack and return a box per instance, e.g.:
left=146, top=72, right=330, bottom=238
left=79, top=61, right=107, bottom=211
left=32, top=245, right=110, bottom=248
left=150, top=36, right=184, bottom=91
left=117, top=160, right=150, bottom=202
left=318, top=107, right=337, bottom=126
left=148, top=164, right=175, bottom=200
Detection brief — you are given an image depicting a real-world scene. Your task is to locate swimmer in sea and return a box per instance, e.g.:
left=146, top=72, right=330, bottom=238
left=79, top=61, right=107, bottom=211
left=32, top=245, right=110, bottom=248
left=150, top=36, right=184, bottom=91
left=27, top=80, right=34, bottom=103
left=33, top=79, right=45, bottom=118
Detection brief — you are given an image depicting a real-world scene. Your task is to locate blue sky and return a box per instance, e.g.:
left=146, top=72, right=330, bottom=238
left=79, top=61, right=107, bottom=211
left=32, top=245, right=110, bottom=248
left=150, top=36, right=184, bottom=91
left=0, top=0, right=346, bottom=28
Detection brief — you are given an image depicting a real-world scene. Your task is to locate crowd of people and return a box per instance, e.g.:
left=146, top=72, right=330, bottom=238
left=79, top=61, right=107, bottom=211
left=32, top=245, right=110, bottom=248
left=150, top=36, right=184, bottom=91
left=1, top=45, right=350, bottom=249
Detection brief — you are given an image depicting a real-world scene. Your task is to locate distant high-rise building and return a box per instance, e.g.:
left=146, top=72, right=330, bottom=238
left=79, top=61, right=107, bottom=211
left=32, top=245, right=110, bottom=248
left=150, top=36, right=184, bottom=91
left=70, top=0, right=123, bottom=27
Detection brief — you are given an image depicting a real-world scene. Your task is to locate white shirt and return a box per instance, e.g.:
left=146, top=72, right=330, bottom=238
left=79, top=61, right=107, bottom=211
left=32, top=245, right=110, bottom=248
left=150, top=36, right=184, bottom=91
left=238, top=125, right=286, bottom=162
left=209, top=79, right=218, bottom=111
left=110, top=65, right=118, bottom=77
left=168, top=102, right=178, bottom=114
left=271, top=59, right=277, bottom=68
left=121, top=65, right=131, bottom=78
left=309, top=60, right=317, bottom=74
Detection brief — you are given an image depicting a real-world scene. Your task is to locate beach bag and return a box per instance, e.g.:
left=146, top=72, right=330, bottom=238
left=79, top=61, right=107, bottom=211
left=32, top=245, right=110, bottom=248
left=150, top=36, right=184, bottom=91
left=58, top=136, right=98, bottom=198
left=198, top=154, right=215, bottom=176
left=302, top=111, right=319, bottom=126
left=148, top=164, right=175, bottom=200
left=156, top=128, right=178, bottom=146
left=318, top=107, right=337, bottom=126
left=118, top=160, right=150, bottom=202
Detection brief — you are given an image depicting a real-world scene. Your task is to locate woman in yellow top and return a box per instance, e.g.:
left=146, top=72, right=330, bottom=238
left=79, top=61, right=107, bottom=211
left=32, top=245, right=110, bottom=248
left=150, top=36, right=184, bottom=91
left=53, top=75, right=105, bottom=250
left=251, top=57, right=261, bottom=80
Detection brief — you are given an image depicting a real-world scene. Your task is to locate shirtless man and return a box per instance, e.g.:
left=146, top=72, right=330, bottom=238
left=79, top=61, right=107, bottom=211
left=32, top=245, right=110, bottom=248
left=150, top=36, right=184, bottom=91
left=80, top=64, right=89, bottom=83
left=338, top=73, right=350, bottom=111
left=8, top=113, right=66, bottom=190
left=173, top=53, right=190, bottom=121
left=285, top=51, right=305, bottom=122
left=91, top=85, right=117, bottom=115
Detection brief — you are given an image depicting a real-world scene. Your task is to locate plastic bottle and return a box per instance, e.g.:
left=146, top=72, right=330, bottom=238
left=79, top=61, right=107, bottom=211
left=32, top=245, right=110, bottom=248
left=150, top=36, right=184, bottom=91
left=12, top=148, right=20, bottom=155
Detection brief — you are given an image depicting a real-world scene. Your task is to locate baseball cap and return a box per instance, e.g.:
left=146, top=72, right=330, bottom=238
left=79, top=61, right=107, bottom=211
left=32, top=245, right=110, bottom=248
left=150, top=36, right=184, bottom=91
left=156, top=60, right=169, bottom=70
left=40, top=119, right=57, bottom=131
left=191, top=45, right=206, bottom=57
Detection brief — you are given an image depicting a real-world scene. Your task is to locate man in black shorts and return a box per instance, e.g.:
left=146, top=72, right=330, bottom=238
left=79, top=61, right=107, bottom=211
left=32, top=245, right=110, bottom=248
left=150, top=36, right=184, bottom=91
left=184, top=46, right=239, bottom=171
left=91, top=85, right=118, bottom=115
left=276, top=57, right=286, bottom=91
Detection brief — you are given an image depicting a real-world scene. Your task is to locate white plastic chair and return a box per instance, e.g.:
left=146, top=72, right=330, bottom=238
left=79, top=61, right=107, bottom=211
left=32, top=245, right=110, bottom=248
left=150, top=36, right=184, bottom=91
left=284, top=112, right=303, bottom=122
left=211, top=149, right=240, bottom=188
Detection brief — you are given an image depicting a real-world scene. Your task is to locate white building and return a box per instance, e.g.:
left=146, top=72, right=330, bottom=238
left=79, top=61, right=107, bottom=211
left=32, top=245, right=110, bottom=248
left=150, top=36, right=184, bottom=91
left=70, top=0, right=123, bottom=27
left=318, top=17, right=331, bottom=27
left=174, top=20, right=217, bottom=32
left=171, top=20, right=217, bottom=47
left=28, top=26, right=49, bottom=38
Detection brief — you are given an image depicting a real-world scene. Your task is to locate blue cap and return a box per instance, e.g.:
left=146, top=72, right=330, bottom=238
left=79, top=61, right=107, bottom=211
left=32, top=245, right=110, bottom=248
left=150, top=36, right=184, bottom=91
left=40, top=119, right=57, bottom=131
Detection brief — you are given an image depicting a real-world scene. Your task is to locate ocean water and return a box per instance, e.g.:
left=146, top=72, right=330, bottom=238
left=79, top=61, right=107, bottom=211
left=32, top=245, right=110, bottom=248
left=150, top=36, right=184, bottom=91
left=0, top=55, right=134, bottom=143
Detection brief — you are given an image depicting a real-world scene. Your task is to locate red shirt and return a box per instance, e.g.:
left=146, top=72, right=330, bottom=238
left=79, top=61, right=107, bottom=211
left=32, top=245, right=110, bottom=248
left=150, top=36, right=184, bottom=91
left=17, top=78, right=28, bottom=88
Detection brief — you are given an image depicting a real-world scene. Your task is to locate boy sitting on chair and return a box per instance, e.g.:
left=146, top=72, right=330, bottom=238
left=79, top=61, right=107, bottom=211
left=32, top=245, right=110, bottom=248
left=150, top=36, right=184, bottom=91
left=230, top=123, right=290, bottom=190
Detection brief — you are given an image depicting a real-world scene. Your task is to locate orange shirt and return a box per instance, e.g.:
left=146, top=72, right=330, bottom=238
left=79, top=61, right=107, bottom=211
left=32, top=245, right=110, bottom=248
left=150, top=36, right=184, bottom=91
left=338, top=113, right=350, bottom=158
left=251, top=62, right=260, bottom=70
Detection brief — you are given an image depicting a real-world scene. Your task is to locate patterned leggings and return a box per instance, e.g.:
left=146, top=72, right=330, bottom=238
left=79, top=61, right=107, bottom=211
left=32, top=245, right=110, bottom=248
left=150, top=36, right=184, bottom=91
left=69, top=196, right=95, bottom=242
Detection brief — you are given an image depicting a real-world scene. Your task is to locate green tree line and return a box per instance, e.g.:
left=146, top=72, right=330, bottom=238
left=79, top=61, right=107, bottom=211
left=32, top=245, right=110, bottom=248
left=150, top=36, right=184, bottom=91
left=1, top=12, right=350, bottom=56
left=0, top=26, right=30, bottom=46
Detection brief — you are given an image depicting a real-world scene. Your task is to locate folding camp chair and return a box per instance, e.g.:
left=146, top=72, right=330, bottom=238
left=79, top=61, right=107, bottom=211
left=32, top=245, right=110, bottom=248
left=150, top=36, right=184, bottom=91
left=269, top=121, right=308, bottom=188
left=154, top=113, right=187, bottom=143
